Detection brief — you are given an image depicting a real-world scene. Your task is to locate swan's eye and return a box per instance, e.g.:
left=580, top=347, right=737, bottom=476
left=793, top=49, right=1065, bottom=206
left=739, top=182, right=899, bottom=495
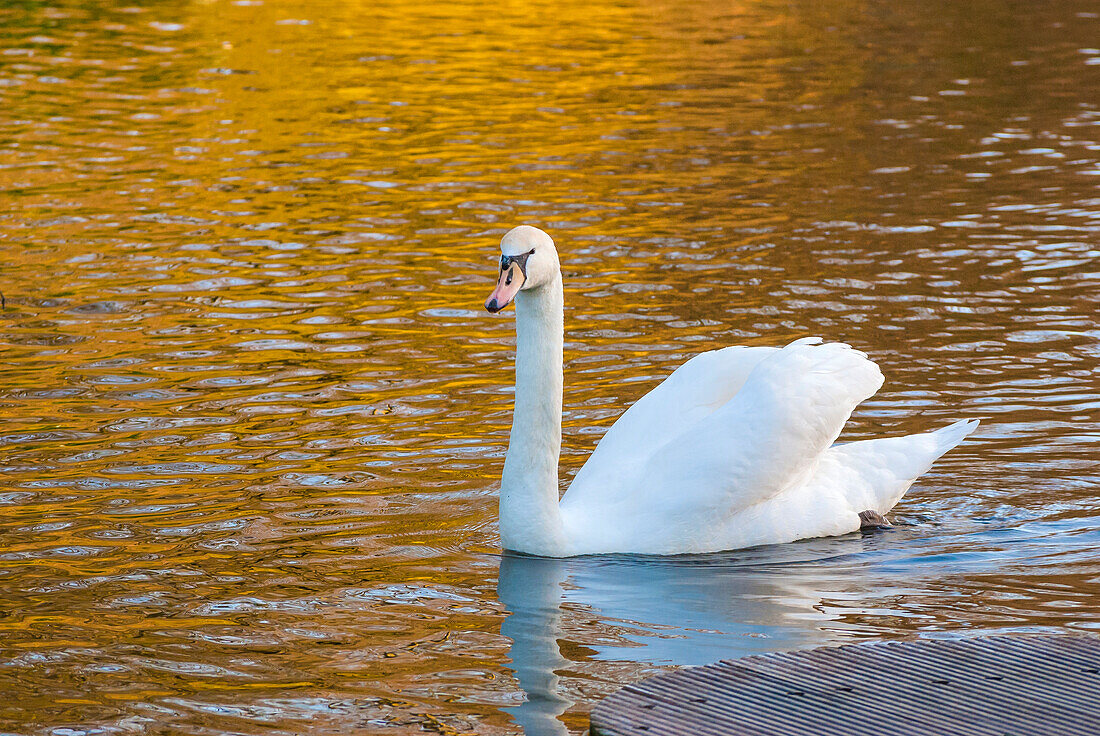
left=500, top=250, right=534, bottom=278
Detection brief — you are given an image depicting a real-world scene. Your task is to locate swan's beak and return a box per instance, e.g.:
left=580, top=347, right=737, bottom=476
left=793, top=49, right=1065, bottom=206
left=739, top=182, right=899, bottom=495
left=485, top=262, right=525, bottom=313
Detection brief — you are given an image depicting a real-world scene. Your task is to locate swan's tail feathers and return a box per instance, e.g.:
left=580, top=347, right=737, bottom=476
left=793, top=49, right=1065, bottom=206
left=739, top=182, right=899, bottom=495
left=932, top=417, right=981, bottom=453
left=826, top=417, right=979, bottom=515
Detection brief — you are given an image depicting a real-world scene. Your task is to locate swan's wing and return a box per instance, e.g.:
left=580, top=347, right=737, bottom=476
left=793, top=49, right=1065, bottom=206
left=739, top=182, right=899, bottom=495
left=561, top=343, right=779, bottom=506
left=566, top=340, right=884, bottom=535
left=645, top=340, right=883, bottom=513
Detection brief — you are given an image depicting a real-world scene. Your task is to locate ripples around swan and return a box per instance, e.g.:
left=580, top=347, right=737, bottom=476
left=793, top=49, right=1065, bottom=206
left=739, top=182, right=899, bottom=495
left=0, top=0, right=1097, bottom=733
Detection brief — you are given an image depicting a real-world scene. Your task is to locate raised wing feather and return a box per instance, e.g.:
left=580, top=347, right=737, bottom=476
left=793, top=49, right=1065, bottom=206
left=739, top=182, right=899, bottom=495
left=561, top=339, right=885, bottom=551
left=561, top=343, right=778, bottom=509
left=645, top=340, right=883, bottom=511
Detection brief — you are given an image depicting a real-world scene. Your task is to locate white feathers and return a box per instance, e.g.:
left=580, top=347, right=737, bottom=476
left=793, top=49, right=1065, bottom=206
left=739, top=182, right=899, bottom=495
left=557, top=340, right=976, bottom=555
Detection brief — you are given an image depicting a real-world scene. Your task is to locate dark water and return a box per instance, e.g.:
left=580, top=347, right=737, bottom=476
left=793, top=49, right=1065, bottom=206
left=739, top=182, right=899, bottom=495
left=0, top=0, right=1097, bottom=733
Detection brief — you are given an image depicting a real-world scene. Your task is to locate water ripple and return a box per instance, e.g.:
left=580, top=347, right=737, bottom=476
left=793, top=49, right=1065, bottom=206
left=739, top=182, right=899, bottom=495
left=0, top=0, right=1097, bottom=734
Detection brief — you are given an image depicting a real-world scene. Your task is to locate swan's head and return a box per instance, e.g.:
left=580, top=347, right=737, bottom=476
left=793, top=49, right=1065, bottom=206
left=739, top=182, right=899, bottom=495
left=485, top=225, right=559, bottom=313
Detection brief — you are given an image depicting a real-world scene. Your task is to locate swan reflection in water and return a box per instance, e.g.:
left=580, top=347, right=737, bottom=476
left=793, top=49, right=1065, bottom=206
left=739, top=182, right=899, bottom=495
left=498, top=532, right=893, bottom=736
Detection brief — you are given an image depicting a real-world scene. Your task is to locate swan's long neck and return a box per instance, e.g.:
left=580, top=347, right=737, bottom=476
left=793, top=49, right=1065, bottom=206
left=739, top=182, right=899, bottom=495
left=499, top=273, right=568, bottom=556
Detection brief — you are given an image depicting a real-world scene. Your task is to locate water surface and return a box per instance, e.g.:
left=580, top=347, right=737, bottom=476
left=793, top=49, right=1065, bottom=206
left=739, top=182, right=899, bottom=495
left=0, top=0, right=1098, bottom=733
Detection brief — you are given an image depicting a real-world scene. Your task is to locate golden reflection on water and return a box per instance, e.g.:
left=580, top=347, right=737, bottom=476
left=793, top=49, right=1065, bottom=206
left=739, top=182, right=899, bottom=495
left=0, top=0, right=1098, bottom=733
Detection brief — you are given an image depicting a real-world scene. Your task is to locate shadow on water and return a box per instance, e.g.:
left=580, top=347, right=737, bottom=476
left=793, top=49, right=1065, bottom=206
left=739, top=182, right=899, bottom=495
left=499, top=513, right=1100, bottom=735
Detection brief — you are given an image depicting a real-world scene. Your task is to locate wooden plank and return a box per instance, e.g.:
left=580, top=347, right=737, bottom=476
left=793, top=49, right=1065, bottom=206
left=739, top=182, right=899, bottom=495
left=591, top=634, right=1100, bottom=736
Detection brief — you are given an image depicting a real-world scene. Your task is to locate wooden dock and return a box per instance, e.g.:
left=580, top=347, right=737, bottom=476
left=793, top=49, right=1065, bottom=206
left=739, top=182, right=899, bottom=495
left=591, top=634, right=1100, bottom=736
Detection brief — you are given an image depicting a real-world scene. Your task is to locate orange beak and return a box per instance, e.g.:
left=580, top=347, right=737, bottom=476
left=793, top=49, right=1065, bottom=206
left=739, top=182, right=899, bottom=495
left=485, top=261, right=525, bottom=313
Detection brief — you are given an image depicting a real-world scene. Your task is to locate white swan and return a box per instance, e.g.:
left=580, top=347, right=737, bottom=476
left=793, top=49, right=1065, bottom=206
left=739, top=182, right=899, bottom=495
left=485, top=225, right=978, bottom=557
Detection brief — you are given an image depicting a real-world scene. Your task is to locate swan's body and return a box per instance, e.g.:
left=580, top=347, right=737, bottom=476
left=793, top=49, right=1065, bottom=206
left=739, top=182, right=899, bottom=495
left=486, top=226, right=978, bottom=557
